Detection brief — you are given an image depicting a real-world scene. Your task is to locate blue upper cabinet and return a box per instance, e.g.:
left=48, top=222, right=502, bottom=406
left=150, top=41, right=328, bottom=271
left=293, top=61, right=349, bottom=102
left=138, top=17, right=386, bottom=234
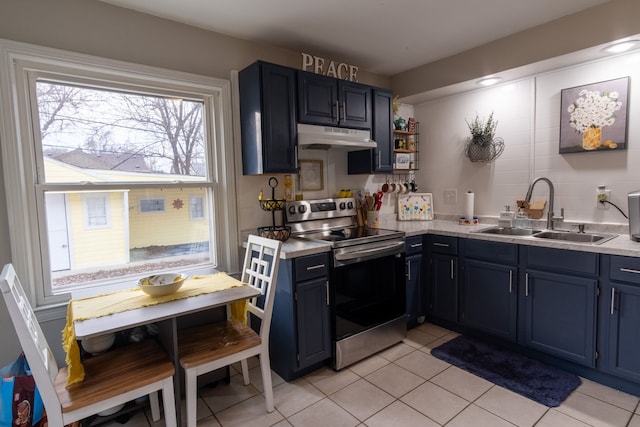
left=347, top=89, right=394, bottom=174
left=239, top=61, right=298, bottom=175
left=297, top=70, right=371, bottom=130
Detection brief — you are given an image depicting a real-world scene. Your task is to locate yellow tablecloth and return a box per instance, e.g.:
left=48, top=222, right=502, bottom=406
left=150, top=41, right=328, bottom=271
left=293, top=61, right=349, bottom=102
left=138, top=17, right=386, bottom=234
left=62, top=272, right=248, bottom=386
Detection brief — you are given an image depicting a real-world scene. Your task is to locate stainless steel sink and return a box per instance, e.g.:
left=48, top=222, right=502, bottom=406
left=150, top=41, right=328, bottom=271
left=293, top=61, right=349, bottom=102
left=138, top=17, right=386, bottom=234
left=477, top=227, right=542, bottom=236
left=532, top=230, right=617, bottom=245
left=476, top=226, right=618, bottom=245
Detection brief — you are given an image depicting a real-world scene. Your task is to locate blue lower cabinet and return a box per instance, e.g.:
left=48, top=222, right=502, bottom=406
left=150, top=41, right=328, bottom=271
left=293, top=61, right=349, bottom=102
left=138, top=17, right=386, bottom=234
left=521, top=269, right=597, bottom=367
left=604, top=255, right=640, bottom=382
left=460, top=239, right=517, bottom=341
left=428, top=252, right=458, bottom=323
left=405, top=235, right=425, bottom=328
left=406, top=253, right=424, bottom=328
left=606, top=282, right=640, bottom=382
left=426, top=235, right=458, bottom=324
left=461, top=258, right=517, bottom=341
left=270, top=253, right=331, bottom=380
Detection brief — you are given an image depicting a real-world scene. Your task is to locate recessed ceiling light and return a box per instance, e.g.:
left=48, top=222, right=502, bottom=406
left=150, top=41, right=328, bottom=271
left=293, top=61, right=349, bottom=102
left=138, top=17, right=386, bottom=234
left=477, top=76, right=502, bottom=86
left=602, top=40, right=640, bottom=54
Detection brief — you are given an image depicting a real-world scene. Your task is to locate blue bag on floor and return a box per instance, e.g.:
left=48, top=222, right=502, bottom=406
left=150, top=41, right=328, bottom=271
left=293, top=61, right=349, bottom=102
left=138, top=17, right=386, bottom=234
left=0, top=353, right=44, bottom=427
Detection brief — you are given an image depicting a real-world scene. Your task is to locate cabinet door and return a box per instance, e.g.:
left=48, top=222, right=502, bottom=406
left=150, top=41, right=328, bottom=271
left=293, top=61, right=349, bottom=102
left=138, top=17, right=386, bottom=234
left=428, top=253, right=458, bottom=323
left=606, top=282, right=640, bottom=382
left=371, top=89, right=393, bottom=172
left=522, top=270, right=597, bottom=367
left=347, top=88, right=393, bottom=174
left=296, top=277, right=331, bottom=368
left=239, top=61, right=297, bottom=174
left=461, top=259, right=517, bottom=341
left=339, top=81, right=371, bottom=129
left=406, top=253, right=424, bottom=328
left=297, top=71, right=338, bottom=126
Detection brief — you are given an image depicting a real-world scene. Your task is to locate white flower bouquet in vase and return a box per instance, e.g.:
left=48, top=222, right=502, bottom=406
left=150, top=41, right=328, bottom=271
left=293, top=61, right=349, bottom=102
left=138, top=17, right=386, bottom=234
left=567, top=89, right=622, bottom=150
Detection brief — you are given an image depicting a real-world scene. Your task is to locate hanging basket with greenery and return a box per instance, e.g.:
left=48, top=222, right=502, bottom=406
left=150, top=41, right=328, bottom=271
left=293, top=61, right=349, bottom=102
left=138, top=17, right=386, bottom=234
left=464, top=112, right=504, bottom=162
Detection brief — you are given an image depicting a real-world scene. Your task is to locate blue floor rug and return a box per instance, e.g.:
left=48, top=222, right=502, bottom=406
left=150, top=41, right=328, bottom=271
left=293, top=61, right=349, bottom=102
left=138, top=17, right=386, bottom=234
left=431, top=335, right=581, bottom=407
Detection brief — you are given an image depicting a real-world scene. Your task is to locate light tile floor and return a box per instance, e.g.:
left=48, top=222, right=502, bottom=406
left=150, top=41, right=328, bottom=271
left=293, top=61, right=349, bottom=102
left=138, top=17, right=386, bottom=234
left=102, top=323, right=640, bottom=427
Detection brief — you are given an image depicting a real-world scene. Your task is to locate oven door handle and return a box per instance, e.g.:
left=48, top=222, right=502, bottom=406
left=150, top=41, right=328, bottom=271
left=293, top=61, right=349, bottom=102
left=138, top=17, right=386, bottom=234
left=334, top=241, right=405, bottom=262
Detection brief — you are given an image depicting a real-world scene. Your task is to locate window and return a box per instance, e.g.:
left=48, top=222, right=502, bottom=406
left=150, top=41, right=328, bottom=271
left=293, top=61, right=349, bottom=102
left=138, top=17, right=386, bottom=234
left=0, top=41, right=238, bottom=306
left=190, top=196, right=205, bottom=220
left=140, top=198, right=166, bottom=213
left=83, top=194, right=110, bottom=228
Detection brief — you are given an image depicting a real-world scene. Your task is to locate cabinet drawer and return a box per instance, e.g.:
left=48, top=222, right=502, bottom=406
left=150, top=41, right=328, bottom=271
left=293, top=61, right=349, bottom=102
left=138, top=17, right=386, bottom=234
left=405, top=235, right=424, bottom=255
left=462, top=238, right=517, bottom=264
left=610, top=255, right=640, bottom=284
left=426, top=235, right=458, bottom=255
left=295, top=253, right=330, bottom=282
left=525, top=246, right=598, bottom=275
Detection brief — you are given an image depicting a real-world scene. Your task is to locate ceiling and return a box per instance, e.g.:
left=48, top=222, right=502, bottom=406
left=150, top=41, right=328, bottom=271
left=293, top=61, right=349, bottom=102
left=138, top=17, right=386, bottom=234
left=99, top=0, right=610, bottom=76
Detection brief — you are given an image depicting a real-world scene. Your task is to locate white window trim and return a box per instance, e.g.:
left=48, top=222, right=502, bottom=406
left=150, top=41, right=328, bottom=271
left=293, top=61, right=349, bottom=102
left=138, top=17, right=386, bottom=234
left=0, top=39, right=240, bottom=312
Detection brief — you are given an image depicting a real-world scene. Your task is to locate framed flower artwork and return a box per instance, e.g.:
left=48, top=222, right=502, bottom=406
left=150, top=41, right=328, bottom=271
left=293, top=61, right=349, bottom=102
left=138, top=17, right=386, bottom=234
left=559, top=76, right=630, bottom=154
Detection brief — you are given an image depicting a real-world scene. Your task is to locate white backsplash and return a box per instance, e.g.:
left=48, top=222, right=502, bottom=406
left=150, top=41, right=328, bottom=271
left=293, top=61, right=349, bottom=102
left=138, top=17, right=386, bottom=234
left=411, top=49, right=640, bottom=228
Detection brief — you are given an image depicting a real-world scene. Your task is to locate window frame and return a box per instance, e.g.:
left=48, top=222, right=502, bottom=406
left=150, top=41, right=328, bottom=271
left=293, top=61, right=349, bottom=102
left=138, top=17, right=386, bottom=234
left=189, top=195, right=205, bottom=220
left=0, top=40, right=240, bottom=311
left=82, top=194, right=111, bottom=229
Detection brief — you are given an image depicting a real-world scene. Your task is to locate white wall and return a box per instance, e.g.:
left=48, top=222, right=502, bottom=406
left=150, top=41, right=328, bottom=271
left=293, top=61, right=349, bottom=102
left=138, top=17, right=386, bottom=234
left=412, top=49, right=640, bottom=227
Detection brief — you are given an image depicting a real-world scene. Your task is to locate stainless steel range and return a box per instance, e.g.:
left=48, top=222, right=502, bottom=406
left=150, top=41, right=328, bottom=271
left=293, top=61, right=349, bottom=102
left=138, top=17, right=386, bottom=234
left=285, top=197, right=407, bottom=370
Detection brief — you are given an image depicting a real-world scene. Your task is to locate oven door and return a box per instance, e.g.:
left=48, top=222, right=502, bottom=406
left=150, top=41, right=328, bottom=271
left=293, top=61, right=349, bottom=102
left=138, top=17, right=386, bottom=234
left=331, top=240, right=406, bottom=342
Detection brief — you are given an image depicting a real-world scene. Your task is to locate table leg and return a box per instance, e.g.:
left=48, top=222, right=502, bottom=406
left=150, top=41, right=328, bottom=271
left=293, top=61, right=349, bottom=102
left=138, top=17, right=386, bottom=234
left=156, top=318, right=182, bottom=424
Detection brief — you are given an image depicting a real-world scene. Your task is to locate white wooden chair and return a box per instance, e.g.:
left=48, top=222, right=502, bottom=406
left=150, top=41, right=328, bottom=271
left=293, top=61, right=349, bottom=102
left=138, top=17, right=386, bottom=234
left=179, top=235, right=282, bottom=426
left=0, top=264, right=177, bottom=427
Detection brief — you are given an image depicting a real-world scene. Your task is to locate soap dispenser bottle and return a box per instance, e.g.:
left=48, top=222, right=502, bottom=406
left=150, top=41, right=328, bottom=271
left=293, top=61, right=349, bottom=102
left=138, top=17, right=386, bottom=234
left=515, top=207, right=530, bottom=229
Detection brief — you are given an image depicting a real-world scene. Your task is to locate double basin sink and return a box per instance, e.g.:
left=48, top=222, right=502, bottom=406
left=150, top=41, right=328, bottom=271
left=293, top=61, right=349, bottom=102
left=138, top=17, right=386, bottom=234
left=476, top=227, right=617, bottom=245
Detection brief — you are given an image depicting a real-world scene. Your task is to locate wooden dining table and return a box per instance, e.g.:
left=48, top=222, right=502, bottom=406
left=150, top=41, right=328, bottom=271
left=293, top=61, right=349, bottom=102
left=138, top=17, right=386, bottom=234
left=69, top=272, right=260, bottom=425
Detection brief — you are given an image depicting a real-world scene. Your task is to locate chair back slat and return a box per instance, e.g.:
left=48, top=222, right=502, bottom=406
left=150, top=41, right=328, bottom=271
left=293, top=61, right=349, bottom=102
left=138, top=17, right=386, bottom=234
left=0, top=264, right=61, bottom=415
left=241, top=236, right=281, bottom=338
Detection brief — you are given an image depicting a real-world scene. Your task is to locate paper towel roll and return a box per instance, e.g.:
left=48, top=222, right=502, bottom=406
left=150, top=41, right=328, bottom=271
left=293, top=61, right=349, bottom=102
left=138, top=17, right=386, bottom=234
left=464, top=191, right=474, bottom=219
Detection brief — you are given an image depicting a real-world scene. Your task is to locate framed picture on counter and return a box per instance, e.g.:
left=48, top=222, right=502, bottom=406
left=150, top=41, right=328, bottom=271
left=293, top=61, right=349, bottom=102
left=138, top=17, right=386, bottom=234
left=298, top=159, right=324, bottom=191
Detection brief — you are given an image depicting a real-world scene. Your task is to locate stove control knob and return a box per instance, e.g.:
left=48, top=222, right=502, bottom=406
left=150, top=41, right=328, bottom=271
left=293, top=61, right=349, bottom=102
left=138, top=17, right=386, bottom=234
left=347, top=201, right=354, bottom=209
left=288, top=205, right=297, bottom=215
left=339, top=202, right=346, bottom=210
left=298, top=205, right=307, bottom=214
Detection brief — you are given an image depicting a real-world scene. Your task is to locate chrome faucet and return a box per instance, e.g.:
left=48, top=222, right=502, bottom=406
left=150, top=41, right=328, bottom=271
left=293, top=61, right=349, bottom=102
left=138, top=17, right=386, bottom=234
left=524, top=177, right=561, bottom=230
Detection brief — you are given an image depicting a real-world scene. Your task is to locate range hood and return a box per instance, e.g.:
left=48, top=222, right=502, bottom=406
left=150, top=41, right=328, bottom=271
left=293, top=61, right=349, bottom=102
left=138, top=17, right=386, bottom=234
left=297, top=123, right=377, bottom=151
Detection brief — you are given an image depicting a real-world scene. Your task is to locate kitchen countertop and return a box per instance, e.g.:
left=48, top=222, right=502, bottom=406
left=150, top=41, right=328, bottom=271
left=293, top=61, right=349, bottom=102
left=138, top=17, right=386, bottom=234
left=277, top=219, right=640, bottom=259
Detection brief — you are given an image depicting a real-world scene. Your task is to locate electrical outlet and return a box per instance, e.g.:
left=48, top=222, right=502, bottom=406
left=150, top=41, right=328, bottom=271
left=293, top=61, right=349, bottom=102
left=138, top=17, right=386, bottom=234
left=597, top=189, right=611, bottom=208
left=444, top=189, right=457, bottom=205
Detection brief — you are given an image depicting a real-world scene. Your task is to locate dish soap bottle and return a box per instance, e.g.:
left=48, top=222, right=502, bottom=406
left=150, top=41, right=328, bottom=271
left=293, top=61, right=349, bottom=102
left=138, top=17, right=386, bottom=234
left=515, top=207, right=530, bottom=229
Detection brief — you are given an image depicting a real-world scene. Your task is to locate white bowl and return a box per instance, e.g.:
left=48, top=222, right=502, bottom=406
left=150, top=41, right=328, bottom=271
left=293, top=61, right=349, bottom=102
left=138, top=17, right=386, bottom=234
left=138, top=273, right=187, bottom=297
left=97, top=403, right=125, bottom=416
left=81, top=332, right=116, bottom=354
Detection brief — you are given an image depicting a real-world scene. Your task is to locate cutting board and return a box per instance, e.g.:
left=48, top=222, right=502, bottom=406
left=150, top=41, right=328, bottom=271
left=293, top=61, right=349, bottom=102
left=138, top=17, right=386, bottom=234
left=398, top=193, right=433, bottom=221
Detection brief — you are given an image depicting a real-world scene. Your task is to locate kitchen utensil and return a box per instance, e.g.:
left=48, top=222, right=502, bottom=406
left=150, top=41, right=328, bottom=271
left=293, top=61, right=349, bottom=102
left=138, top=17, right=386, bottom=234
left=374, top=191, right=383, bottom=210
